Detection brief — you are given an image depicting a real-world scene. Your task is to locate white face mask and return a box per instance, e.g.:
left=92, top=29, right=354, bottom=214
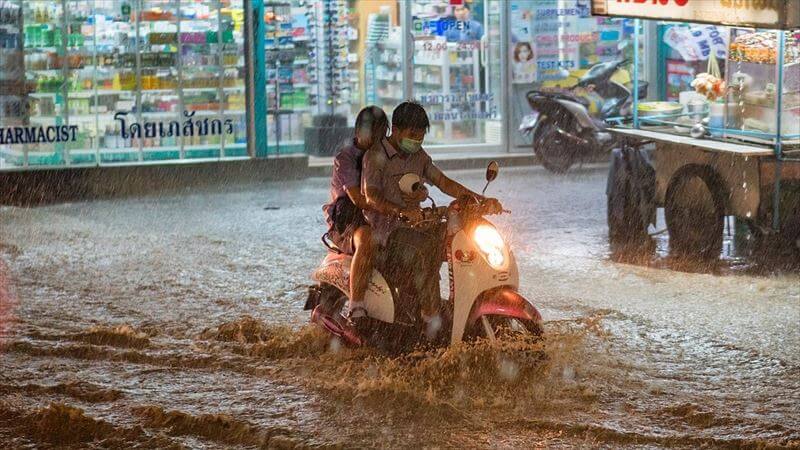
left=399, top=137, right=423, bottom=154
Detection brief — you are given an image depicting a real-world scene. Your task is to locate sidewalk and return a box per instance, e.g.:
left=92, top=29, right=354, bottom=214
left=0, top=149, right=583, bottom=205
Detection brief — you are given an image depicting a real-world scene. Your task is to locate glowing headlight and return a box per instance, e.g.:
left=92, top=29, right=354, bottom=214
left=473, top=224, right=506, bottom=268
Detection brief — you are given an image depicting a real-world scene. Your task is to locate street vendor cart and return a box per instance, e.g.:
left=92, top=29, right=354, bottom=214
left=592, top=0, right=800, bottom=261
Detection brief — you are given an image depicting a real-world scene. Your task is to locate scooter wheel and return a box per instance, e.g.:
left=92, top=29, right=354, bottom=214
left=534, top=119, right=578, bottom=174
left=468, top=316, right=543, bottom=342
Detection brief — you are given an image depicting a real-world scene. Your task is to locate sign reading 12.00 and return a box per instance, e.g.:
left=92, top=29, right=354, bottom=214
left=591, top=0, right=800, bottom=29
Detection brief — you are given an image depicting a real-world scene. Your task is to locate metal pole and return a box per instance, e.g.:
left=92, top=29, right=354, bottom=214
left=402, top=0, right=412, bottom=101
left=217, top=0, right=225, bottom=159
left=772, top=30, right=785, bottom=231
left=245, top=0, right=266, bottom=158
left=134, top=0, right=143, bottom=161
left=177, top=0, right=185, bottom=160
left=92, top=0, right=99, bottom=166
left=61, top=0, right=69, bottom=166
left=633, top=19, right=640, bottom=129
left=500, top=0, right=510, bottom=153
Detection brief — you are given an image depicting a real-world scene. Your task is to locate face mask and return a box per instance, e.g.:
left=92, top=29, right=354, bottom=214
left=399, top=137, right=423, bottom=154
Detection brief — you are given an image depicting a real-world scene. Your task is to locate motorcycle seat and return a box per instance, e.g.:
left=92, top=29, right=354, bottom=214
left=528, top=89, right=588, bottom=107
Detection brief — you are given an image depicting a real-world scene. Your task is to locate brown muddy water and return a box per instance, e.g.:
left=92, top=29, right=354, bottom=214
left=1, top=167, right=798, bottom=449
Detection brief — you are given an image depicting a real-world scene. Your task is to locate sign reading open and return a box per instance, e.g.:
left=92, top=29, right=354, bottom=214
left=591, top=0, right=800, bottom=29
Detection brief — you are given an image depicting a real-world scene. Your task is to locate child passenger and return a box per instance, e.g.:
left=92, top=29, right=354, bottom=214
left=322, top=106, right=388, bottom=321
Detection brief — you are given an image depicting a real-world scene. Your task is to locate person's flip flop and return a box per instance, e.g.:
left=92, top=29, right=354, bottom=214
left=346, top=306, right=368, bottom=320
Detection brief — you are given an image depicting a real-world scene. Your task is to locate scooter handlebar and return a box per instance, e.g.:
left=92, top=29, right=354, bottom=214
left=407, top=200, right=507, bottom=228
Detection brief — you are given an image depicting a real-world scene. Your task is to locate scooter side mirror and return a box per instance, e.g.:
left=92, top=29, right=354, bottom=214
left=486, top=161, right=499, bottom=183
left=482, top=161, right=499, bottom=195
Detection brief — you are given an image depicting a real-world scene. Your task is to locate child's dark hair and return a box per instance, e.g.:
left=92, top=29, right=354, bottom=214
left=392, top=101, right=430, bottom=131
left=355, top=105, right=388, bottom=134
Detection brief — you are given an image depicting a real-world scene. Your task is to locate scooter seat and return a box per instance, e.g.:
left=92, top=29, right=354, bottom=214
left=323, top=251, right=352, bottom=265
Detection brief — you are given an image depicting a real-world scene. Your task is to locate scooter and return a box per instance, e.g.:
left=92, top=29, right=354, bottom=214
left=519, top=57, right=648, bottom=174
left=305, top=162, right=543, bottom=351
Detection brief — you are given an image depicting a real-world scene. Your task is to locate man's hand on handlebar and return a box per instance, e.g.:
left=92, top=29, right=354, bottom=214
left=398, top=207, right=423, bottom=225
left=460, top=194, right=503, bottom=215
left=482, top=197, right=503, bottom=215
left=402, top=186, right=429, bottom=207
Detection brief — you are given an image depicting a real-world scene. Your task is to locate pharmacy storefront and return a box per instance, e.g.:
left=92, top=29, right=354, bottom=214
left=0, top=0, right=632, bottom=171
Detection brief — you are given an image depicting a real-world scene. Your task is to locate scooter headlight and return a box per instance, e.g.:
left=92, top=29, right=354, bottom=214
left=473, top=224, right=506, bottom=269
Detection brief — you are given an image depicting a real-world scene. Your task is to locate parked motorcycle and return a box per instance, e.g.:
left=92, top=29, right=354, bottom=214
left=305, top=162, right=543, bottom=352
left=519, top=58, right=648, bottom=173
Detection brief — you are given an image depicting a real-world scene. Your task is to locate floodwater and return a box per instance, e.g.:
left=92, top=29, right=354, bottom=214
left=0, top=166, right=798, bottom=448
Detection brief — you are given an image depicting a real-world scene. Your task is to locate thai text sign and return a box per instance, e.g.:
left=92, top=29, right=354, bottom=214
left=114, top=111, right=234, bottom=139
left=591, top=0, right=800, bottom=29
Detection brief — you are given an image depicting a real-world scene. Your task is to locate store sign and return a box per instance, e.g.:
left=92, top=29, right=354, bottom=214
left=114, top=111, right=234, bottom=139
left=0, top=125, right=78, bottom=145
left=591, top=0, right=800, bottom=29
left=416, top=93, right=498, bottom=121
left=663, top=25, right=728, bottom=61
left=412, top=18, right=471, bottom=34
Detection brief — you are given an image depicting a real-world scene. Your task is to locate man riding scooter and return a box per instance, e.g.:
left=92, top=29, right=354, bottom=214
left=362, top=101, right=502, bottom=341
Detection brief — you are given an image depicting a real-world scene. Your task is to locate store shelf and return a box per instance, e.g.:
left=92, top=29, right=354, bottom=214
left=415, top=60, right=477, bottom=67
left=29, top=114, right=97, bottom=122
left=3, top=0, right=249, bottom=167
left=262, top=0, right=320, bottom=148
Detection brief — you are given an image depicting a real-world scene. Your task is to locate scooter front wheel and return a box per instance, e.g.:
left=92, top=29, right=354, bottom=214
left=469, top=315, right=543, bottom=342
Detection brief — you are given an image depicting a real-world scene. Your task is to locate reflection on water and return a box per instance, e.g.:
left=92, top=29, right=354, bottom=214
left=0, top=168, right=798, bottom=447
left=3, top=314, right=797, bottom=448
left=614, top=212, right=800, bottom=276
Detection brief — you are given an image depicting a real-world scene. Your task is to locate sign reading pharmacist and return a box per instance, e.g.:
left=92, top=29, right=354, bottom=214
left=591, top=0, right=800, bottom=29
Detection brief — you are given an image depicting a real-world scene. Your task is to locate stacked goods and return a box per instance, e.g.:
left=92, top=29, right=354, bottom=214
left=729, top=31, right=800, bottom=65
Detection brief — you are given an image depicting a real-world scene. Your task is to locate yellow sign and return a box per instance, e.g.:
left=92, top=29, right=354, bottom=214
left=591, top=0, right=800, bottom=29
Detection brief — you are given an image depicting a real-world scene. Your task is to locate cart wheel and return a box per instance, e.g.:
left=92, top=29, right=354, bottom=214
left=665, top=167, right=725, bottom=261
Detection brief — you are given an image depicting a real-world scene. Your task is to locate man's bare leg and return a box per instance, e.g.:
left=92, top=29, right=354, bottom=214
left=348, top=225, right=375, bottom=317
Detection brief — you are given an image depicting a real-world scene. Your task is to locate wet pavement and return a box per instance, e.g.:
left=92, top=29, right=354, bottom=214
left=0, top=165, right=798, bottom=449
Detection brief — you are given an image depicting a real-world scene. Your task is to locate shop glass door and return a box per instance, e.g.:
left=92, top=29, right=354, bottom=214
left=134, top=0, right=247, bottom=162
left=410, top=0, right=503, bottom=149
left=4, top=0, right=77, bottom=168
left=0, top=0, right=247, bottom=170
left=359, top=0, right=404, bottom=122
left=263, top=0, right=317, bottom=155
left=508, top=0, right=637, bottom=148
left=260, top=0, right=404, bottom=157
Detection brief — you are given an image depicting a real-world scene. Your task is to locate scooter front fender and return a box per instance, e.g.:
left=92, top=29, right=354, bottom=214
left=466, top=286, right=542, bottom=329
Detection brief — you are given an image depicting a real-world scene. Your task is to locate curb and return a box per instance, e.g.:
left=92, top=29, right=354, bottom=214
left=0, top=155, right=309, bottom=205
left=0, top=151, right=609, bottom=206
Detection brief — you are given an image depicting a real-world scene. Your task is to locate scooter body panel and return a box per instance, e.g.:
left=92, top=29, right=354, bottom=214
left=449, top=224, right=520, bottom=343
left=553, top=98, right=597, bottom=130
left=312, top=253, right=395, bottom=323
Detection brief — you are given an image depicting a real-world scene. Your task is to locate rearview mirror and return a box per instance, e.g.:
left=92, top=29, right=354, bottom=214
left=486, top=161, right=499, bottom=183
left=483, top=161, right=499, bottom=195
